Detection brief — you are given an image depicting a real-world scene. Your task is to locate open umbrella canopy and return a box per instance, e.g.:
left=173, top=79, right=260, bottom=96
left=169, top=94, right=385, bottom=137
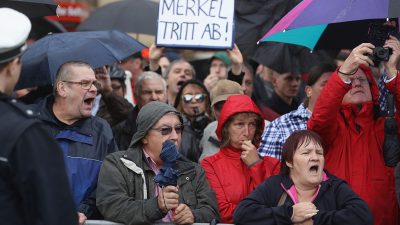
left=0, top=0, right=57, bottom=18
left=253, top=42, right=337, bottom=74
left=259, top=0, right=400, bottom=50
left=235, top=0, right=301, bottom=57
left=77, top=0, right=158, bottom=35
left=16, top=30, right=145, bottom=90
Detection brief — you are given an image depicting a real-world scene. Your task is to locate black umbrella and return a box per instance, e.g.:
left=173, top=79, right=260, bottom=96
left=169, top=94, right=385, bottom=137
left=235, top=0, right=301, bottom=57
left=252, top=42, right=337, bottom=74
left=29, top=17, right=67, bottom=41
left=16, top=30, right=145, bottom=89
left=77, top=0, right=158, bottom=35
left=0, top=0, right=57, bottom=18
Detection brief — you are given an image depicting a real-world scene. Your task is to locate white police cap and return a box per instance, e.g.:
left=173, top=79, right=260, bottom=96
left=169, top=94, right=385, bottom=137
left=0, top=8, right=31, bottom=63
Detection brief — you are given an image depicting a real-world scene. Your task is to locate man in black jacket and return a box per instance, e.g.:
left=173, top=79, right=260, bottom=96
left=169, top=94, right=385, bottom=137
left=0, top=8, right=77, bottom=225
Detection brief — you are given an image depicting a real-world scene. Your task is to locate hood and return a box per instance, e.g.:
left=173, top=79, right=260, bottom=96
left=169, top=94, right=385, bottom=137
left=216, top=95, right=264, bottom=141
left=129, top=101, right=182, bottom=148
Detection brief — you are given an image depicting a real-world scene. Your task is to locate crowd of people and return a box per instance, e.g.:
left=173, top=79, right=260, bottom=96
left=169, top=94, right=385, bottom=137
left=2, top=6, right=400, bottom=225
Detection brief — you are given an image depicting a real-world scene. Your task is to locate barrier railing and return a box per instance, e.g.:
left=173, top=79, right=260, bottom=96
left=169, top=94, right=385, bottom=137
left=86, top=220, right=233, bottom=225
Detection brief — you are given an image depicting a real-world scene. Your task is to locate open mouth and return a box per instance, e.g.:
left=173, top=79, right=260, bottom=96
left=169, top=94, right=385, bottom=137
left=83, top=97, right=95, bottom=106
left=177, top=80, right=185, bottom=89
left=309, top=165, right=319, bottom=174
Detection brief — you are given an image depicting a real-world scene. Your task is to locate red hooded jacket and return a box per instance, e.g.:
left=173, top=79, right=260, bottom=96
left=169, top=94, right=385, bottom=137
left=201, top=95, right=280, bottom=223
left=308, top=67, right=398, bottom=225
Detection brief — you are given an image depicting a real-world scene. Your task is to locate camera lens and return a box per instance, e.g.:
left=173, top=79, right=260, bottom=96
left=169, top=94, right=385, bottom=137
left=373, top=47, right=390, bottom=61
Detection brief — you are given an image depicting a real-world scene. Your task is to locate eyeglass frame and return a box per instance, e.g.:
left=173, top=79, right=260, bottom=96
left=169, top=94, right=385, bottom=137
left=182, top=93, right=206, bottom=104
left=62, top=79, right=100, bottom=90
left=349, top=76, right=370, bottom=85
left=150, top=124, right=184, bottom=136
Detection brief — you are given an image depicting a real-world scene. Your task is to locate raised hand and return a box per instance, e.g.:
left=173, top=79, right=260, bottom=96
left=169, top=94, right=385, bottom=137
left=94, top=66, right=112, bottom=94
left=384, top=35, right=400, bottom=78
left=203, top=74, right=219, bottom=91
left=227, top=44, right=243, bottom=75
left=149, top=43, right=165, bottom=71
left=339, top=43, right=374, bottom=77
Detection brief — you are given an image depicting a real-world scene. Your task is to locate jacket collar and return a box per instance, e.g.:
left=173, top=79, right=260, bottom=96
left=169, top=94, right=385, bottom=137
left=220, top=146, right=243, bottom=159
left=340, top=101, right=375, bottom=132
left=37, top=95, right=94, bottom=136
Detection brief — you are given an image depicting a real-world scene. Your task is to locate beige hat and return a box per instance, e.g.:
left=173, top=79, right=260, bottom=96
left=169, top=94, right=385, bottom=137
left=0, top=8, right=31, bottom=63
left=210, top=79, right=243, bottom=106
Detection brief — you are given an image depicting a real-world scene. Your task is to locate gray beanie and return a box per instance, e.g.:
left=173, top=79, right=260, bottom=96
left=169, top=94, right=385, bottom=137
left=129, top=101, right=182, bottom=147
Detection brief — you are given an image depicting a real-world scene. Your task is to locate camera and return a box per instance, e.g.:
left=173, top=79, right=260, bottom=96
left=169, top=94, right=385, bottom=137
left=372, top=46, right=393, bottom=61
left=368, top=23, right=397, bottom=62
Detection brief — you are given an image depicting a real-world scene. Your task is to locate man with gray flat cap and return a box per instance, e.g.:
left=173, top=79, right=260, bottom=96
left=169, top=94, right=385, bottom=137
left=0, top=8, right=77, bottom=225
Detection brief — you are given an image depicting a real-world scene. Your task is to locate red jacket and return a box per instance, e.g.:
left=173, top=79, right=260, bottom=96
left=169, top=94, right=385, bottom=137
left=201, top=95, right=280, bottom=223
left=308, top=68, right=398, bottom=225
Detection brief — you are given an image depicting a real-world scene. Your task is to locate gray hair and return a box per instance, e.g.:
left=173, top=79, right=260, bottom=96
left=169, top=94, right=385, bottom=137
left=164, top=59, right=196, bottom=79
left=134, top=71, right=167, bottom=98
left=54, top=61, right=92, bottom=95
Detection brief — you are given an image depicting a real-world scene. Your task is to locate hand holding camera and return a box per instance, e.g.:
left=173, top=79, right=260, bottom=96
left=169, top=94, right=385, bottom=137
left=338, top=43, right=374, bottom=79
left=383, top=35, right=400, bottom=78
left=368, top=23, right=397, bottom=62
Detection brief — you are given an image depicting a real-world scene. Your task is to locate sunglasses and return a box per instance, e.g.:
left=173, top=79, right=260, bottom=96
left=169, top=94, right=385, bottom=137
left=151, top=124, right=184, bottom=136
left=182, top=93, right=206, bottom=104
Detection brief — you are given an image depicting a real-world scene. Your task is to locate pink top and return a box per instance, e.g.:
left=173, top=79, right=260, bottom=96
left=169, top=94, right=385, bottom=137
left=143, top=149, right=173, bottom=222
left=281, top=172, right=329, bottom=204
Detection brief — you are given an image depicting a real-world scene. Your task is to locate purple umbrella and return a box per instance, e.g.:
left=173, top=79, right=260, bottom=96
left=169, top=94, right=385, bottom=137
left=263, top=0, right=400, bottom=38
left=259, top=0, right=400, bottom=50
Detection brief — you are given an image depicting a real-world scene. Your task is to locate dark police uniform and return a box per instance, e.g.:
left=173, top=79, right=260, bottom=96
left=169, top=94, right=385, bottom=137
left=0, top=93, right=78, bottom=225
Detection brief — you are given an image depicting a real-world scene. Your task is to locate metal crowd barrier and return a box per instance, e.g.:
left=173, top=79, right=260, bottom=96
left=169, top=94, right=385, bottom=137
left=86, top=221, right=233, bottom=225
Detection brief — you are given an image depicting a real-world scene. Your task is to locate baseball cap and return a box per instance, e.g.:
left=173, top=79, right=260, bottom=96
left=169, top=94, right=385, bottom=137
left=211, top=51, right=231, bottom=66
left=210, top=79, right=243, bottom=106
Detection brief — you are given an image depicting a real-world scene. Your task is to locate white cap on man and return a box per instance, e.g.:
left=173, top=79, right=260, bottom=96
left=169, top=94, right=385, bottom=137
left=0, top=8, right=31, bottom=63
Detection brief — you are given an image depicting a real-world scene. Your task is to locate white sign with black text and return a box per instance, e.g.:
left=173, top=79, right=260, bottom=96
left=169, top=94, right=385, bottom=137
left=156, top=0, right=234, bottom=49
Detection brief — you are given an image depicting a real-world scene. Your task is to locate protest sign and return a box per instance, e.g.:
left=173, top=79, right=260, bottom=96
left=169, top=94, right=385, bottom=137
left=156, top=0, right=234, bottom=49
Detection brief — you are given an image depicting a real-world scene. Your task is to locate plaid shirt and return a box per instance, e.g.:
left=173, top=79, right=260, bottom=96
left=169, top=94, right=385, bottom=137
left=258, top=104, right=311, bottom=160
left=378, top=70, right=389, bottom=113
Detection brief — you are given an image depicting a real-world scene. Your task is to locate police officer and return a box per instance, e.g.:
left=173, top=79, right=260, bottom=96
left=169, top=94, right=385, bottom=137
left=0, top=8, right=78, bottom=225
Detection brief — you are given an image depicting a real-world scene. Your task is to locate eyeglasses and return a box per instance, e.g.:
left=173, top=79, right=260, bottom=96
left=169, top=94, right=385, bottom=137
left=62, top=79, right=100, bottom=90
left=151, top=124, right=184, bottom=136
left=350, top=77, right=369, bottom=84
left=182, top=94, right=206, bottom=104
